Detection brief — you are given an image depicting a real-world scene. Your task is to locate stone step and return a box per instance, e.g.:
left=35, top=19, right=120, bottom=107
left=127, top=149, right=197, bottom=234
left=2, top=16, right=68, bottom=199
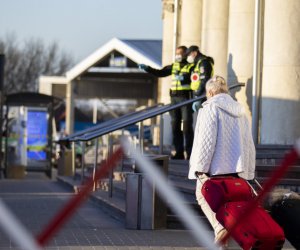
left=57, top=175, right=126, bottom=221
left=256, top=165, right=300, bottom=179
left=255, top=177, right=300, bottom=193
left=90, top=189, right=126, bottom=223
left=79, top=158, right=300, bottom=199
left=65, top=144, right=299, bottom=230
left=255, top=145, right=292, bottom=154
left=80, top=155, right=300, bottom=187
left=57, top=175, right=206, bottom=229
left=167, top=214, right=211, bottom=230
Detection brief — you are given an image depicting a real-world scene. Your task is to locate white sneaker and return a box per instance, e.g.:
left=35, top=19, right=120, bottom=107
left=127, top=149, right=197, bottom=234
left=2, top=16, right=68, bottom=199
left=215, top=228, right=229, bottom=249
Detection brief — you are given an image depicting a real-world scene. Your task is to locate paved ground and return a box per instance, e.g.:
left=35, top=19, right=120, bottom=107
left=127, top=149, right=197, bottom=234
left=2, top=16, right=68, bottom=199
left=0, top=172, right=209, bottom=250
left=0, top=171, right=295, bottom=250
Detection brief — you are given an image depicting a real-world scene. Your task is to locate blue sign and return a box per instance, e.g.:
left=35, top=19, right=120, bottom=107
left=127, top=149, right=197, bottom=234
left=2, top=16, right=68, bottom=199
left=27, top=111, right=48, bottom=160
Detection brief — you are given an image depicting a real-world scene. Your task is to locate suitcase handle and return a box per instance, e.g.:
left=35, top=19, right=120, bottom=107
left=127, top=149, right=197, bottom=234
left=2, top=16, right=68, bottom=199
left=195, top=172, right=209, bottom=184
left=247, top=178, right=263, bottom=196
left=253, top=179, right=263, bottom=190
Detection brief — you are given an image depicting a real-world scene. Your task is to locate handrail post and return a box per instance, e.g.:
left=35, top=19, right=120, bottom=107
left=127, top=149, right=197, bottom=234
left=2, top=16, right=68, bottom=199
left=121, top=129, right=125, bottom=171
left=72, top=141, right=76, bottom=179
left=104, top=134, right=108, bottom=161
left=138, top=121, right=144, bottom=154
left=108, top=134, right=113, bottom=197
left=159, top=115, right=164, bottom=155
left=92, top=138, right=99, bottom=191
left=81, top=141, right=85, bottom=184
left=0, top=55, right=4, bottom=175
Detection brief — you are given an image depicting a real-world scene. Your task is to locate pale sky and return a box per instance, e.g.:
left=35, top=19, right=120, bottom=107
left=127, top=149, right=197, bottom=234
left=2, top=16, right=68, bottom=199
left=0, top=0, right=163, bottom=63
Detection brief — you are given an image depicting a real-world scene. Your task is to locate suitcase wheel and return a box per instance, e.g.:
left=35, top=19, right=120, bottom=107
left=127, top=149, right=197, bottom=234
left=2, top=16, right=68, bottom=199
left=275, top=240, right=285, bottom=250
left=251, top=240, right=262, bottom=250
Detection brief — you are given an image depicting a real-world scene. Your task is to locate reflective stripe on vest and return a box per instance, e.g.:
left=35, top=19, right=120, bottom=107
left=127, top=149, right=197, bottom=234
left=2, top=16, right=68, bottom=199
left=190, top=59, right=214, bottom=91
left=170, top=63, right=194, bottom=91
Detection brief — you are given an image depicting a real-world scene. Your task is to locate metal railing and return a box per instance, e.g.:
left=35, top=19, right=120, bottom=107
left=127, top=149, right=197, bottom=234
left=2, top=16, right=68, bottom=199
left=62, top=103, right=163, bottom=142
left=63, top=83, right=244, bottom=196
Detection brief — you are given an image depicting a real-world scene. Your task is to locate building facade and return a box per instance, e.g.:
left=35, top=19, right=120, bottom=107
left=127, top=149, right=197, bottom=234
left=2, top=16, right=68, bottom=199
left=39, top=38, right=162, bottom=135
left=160, top=0, right=300, bottom=145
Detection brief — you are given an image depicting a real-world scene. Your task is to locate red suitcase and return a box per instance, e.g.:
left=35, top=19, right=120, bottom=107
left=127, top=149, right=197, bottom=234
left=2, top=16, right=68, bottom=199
left=216, top=201, right=285, bottom=250
left=201, top=177, right=255, bottom=212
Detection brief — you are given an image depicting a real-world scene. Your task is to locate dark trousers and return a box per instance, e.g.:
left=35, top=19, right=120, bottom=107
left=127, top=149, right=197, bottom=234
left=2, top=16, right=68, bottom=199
left=170, top=95, right=194, bottom=158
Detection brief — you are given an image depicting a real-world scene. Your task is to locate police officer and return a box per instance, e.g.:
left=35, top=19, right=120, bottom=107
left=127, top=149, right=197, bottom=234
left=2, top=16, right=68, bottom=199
left=138, top=46, right=194, bottom=160
left=186, top=45, right=214, bottom=111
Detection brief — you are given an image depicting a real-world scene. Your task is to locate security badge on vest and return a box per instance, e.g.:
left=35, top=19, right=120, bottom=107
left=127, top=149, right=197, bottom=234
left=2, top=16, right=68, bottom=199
left=190, top=66, right=204, bottom=91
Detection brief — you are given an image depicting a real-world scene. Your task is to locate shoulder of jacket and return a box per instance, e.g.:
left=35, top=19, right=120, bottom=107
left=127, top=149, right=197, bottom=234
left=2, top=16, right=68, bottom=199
left=195, top=56, right=207, bottom=66
left=201, top=102, right=218, bottom=116
left=172, top=62, right=182, bottom=68
left=200, top=57, right=214, bottom=65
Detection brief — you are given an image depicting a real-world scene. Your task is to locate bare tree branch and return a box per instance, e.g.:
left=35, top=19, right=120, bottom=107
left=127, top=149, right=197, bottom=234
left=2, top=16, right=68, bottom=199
left=0, top=33, right=74, bottom=94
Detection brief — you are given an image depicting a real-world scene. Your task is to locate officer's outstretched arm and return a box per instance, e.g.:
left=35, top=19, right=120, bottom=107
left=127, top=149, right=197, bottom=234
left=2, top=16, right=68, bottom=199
left=146, top=65, right=173, bottom=77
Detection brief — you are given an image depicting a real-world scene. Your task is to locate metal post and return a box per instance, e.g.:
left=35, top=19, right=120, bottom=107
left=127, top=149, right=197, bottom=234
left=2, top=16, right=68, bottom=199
left=138, top=121, right=144, bottom=154
left=92, top=138, right=99, bottom=191
left=121, top=129, right=125, bottom=171
left=0, top=55, right=5, bottom=175
left=47, top=104, right=54, bottom=179
left=66, top=81, right=74, bottom=135
left=159, top=115, right=164, bottom=155
left=4, top=106, right=8, bottom=177
left=93, top=99, right=97, bottom=124
left=108, top=134, right=113, bottom=197
left=71, top=141, right=76, bottom=179
left=173, top=0, right=179, bottom=61
left=81, top=141, right=85, bottom=184
left=252, top=0, right=263, bottom=144
left=105, top=134, right=109, bottom=160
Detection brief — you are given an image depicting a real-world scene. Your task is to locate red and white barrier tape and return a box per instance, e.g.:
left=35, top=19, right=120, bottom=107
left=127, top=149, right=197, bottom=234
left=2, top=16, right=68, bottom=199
left=37, top=147, right=123, bottom=246
left=121, top=138, right=219, bottom=250
left=221, top=138, right=300, bottom=244
left=0, top=199, right=41, bottom=250
left=0, top=148, right=123, bottom=250
left=4, top=136, right=297, bottom=249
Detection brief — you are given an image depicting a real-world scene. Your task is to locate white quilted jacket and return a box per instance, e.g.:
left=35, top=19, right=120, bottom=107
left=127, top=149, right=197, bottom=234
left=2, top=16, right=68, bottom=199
left=189, top=93, right=255, bottom=180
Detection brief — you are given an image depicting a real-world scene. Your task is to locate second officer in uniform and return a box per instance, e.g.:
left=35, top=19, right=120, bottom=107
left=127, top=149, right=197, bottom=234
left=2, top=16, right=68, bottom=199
left=139, top=46, right=194, bottom=160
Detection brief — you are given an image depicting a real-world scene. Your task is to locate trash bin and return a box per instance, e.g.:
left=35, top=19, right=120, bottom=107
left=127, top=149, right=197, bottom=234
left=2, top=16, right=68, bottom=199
left=6, top=146, right=26, bottom=179
left=6, top=165, right=26, bottom=179
left=125, top=155, right=168, bottom=229
left=57, top=149, right=73, bottom=176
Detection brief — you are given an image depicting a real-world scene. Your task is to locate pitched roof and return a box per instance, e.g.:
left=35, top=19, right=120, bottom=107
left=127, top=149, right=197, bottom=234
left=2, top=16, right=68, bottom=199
left=65, top=38, right=162, bottom=81
left=120, top=39, right=162, bottom=66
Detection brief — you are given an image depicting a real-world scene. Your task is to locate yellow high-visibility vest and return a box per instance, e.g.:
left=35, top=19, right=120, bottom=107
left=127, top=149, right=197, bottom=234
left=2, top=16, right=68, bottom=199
left=170, top=63, right=194, bottom=91
left=190, top=58, right=214, bottom=91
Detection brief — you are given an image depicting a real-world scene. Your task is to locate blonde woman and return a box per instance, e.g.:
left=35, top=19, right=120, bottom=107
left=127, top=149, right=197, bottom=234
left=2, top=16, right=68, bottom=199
left=188, top=76, right=256, bottom=245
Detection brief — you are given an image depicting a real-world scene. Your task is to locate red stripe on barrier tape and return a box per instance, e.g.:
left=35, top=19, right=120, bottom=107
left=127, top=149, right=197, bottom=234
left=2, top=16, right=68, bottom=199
left=37, top=147, right=123, bottom=246
left=221, top=148, right=299, bottom=245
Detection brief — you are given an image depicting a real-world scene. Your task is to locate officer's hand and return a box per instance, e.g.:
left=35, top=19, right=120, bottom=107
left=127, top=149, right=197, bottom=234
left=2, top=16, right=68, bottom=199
left=192, top=101, right=200, bottom=112
left=194, top=90, right=200, bottom=96
left=138, top=64, right=148, bottom=71
left=175, top=75, right=184, bottom=81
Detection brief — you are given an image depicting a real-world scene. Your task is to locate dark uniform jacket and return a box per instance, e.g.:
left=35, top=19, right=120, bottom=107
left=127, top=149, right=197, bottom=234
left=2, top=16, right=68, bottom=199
left=193, top=54, right=214, bottom=97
